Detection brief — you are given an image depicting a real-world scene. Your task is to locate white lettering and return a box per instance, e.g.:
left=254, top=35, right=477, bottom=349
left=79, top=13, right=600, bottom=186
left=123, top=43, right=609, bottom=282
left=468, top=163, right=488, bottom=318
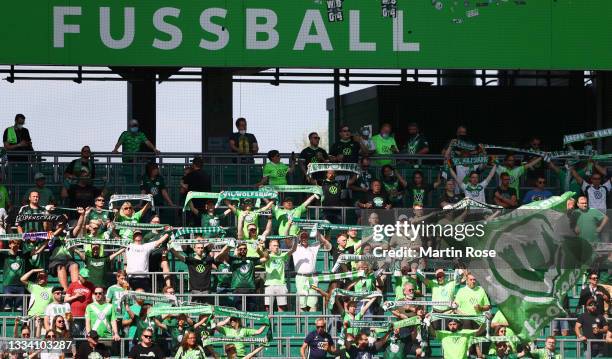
left=246, top=9, right=279, bottom=50
left=199, top=8, right=229, bottom=50
left=153, top=7, right=182, bottom=50
left=349, top=11, right=375, bottom=51
left=293, top=10, right=332, bottom=51
left=53, top=7, right=81, bottom=48
left=100, top=7, right=135, bottom=49
left=392, top=11, right=419, bottom=52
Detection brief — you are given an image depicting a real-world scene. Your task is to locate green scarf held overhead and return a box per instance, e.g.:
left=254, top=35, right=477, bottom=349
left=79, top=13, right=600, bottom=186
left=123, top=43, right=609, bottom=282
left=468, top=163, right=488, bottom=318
left=429, top=312, right=488, bottom=325
left=382, top=300, right=454, bottom=311
left=348, top=320, right=391, bottom=329
left=446, top=197, right=503, bottom=210
left=306, top=163, right=360, bottom=176
left=453, top=139, right=479, bottom=152
left=0, top=232, right=49, bottom=241
left=213, top=306, right=271, bottom=326
left=65, top=237, right=132, bottom=248
left=109, top=194, right=154, bottom=209
left=310, top=270, right=365, bottom=283
left=215, top=190, right=278, bottom=208
left=113, top=222, right=168, bottom=231
left=182, top=191, right=220, bottom=211
left=451, top=155, right=489, bottom=166
left=173, top=227, right=227, bottom=237
left=331, top=254, right=380, bottom=273
left=119, top=291, right=179, bottom=312
left=471, top=336, right=521, bottom=344
left=147, top=305, right=214, bottom=318
left=169, top=237, right=235, bottom=248
left=392, top=316, right=423, bottom=329
left=564, top=128, right=612, bottom=145
left=259, top=185, right=324, bottom=201
left=202, top=336, right=269, bottom=347
left=327, top=288, right=382, bottom=311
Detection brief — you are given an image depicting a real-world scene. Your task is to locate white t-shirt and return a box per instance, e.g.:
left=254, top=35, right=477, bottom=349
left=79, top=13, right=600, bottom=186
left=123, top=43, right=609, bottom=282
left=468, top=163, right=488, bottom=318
left=292, top=244, right=320, bottom=275
left=44, top=302, right=71, bottom=320
left=460, top=179, right=490, bottom=204
left=125, top=242, right=157, bottom=274
left=582, top=180, right=611, bottom=212
left=455, top=164, right=482, bottom=194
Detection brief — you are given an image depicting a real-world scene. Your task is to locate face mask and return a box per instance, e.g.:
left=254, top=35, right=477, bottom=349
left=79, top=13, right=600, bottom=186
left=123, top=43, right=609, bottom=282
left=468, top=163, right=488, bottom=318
left=15, top=124, right=23, bottom=130
left=130, top=127, right=139, bottom=133
left=239, top=130, right=246, bottom=135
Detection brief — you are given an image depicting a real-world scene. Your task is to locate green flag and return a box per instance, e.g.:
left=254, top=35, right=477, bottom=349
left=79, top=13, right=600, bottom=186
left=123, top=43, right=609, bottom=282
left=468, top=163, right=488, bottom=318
left=468, top=192, right=593, bottom=341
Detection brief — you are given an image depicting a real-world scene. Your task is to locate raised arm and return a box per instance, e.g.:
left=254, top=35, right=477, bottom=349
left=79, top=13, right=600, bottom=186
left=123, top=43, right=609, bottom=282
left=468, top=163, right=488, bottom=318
left=484, top=164, right=498, bottom=183
left=570, top=167, right=584, bottom=185
left=524, top=156, right=542, bottom=170
left=138, top=201, right=152, bottom=217
left=169, top=246, right=186, bottom=262
left=302, top=194, right=318, bottom=208
left=237, top=213, right=245, bottom=240
left=109, top=247, right=126, bottom=261
left=318, top=232, right=332, bottom=251
left=358, top=296, right=378, bottom=316
left=20, top=269, right=43, bottom=286
left=261, top=216, right=273, bottom=237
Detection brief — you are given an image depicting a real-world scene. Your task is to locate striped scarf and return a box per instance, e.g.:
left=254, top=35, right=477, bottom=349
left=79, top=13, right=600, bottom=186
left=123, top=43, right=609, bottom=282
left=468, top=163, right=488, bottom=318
left=113, top=222, right=167, bottom=231
left=328, top=288, right=382, bottom=311
left=430, top=313, right=487, bottom=325
left=215, top=190, right=278, bottom=208
left=173, top=227, right=227, bottom=237
left=307, top=163, right=360, bottom=175
left=471, top=335, right=520, bottom=344
left=311, top=270, right=365, bottom=283
left=109, top=194, right=154, bottom=209
left=383, top=300, right=453, bottom=311
left=0, top=232, right=49, bottom=241
left=147, top=305, right=214, bottom=317
left=182, top=191, right=220, bottom=211
left=259, top=185, right=324, bottom=201
left=65, top=237, right=132, bottom=247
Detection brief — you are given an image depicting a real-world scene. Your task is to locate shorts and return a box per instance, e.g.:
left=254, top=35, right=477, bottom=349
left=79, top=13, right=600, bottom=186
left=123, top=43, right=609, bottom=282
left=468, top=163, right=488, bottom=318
left=48, top=260, right=77, bottom=277
left=264, top=285, right=288, bottom=306
left=295, top=275, right=318, bottom=310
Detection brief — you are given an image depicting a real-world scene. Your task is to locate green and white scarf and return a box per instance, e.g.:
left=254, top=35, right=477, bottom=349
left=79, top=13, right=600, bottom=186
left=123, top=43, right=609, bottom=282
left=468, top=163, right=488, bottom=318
left=0, top=232, right=49, bottom=241
left=383, top=300, right=453, bottom=311
left=173, top=227, right=227, bottom=237
left=121, top=291, right=178, bottom=308
left=169, top=237, right=235, bottom=250
left=202, top=336, right=268, bottom=346
left=311, top=270, right=365, bottom=283
left=348, top=320, right=390, bottom=329
left=215, top=190, right=278, bottom=208
left=564, top=128, right=612, bottom=145
left=16, top=214, right=64, bottom=224
left=453, top=139, right=479, bottom=152
left=109, top=194, right=154, bottom=209
left=471, top=335, right=520, bottom=344
left=446, top=197, right=503, bottom=210
left=430, top=313, right=487, bottom=325
left=113, top=222, right=167, bottom=231
left=332, top=254, right=380, bottom=273
left=147, top=305, right=214, bottom=317
left=328, top=288, right=382, bottom=311
left=451, top=155, right=489, bottom=166
left=65, top=237, right=132, bottom=248
left=213, top=306, right=271, bottom=326
left=393, top=316, right=423, bottom=329
left=307, top=163, right=360, bottom=176
left=259, top=185, right=324, bottom=201
left=183, top=191, right=220, bottom=211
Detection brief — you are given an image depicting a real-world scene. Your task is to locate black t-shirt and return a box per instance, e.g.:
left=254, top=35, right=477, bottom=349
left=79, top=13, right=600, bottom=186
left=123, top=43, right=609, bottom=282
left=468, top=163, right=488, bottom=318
left=183, top=169, right=212, bottom=208
left=304, top=331, right=334, bottom=359
left=440, top=191, right=464, bottom=207
left=579, top=285, right=610, bottom=316
left=68, top=184, right=102, bottom=209
left=405, top=184, right=432, bottom=207
left=361, top=191, right=391, bottom=209
left=577, top=312, right=607, bottom=339
left=330, top=140, right=361, bottom=163
left=229, top=132, right=257, bottom=153
left=331, top=245, right=354, bottom=268
left=495, top=186, right=517, bottom=208
left=3, top=127, right=33, bottom=161
left=128, top=344, right=165, bottom=359
left=347, top=344, right=379, bottom=359
left=320, top=179, right=344, bottom=207
left=300, top=147, right=329, bottom=167
left=65, top=159, right=96, bottom=179
left=183, top=249, right=218, bottom=291
left=76, top=342, right=110, bottom=359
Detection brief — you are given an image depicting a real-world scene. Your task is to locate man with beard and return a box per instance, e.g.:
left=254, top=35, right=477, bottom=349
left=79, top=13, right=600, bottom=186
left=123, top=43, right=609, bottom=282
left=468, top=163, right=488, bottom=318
left=568, top=196, right=609, bottom=243
left=576, top=298, right=608, bottom=357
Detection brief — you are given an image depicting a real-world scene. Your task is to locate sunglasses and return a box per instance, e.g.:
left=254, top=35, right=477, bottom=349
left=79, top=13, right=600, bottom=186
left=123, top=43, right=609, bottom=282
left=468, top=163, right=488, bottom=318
left=94, top=292, right=104, bottom=295
left=537, top=181, right=545, bottom=184
left=56, top=320, right=65, bottom=323
left=316, top=325, right=325, bottom=328
left=143, top=335, right=153, bottom=339
left=123, top=207, right=133, bottom=210
left=96, top=198, right=104, bottom=201
left=591, top=277, right=598, bottom=280
left=166, top=292, right=175, bottom=295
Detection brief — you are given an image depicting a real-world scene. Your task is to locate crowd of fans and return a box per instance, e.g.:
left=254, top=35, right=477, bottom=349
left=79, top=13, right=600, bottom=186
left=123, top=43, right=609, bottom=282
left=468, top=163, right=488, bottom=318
left=0, top=114, right=610, bottom=359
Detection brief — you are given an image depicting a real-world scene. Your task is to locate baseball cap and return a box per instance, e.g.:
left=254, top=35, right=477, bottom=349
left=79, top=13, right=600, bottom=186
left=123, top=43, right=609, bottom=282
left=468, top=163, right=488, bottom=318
left=79, top=268, right=90, bottom=278
left=133, top=229, right=143, bottom=235
left=34, top=173, right=46, bottom=180
left=88, top=330, right=99, bottom=340
left=51, top=286, right=64, bottom=293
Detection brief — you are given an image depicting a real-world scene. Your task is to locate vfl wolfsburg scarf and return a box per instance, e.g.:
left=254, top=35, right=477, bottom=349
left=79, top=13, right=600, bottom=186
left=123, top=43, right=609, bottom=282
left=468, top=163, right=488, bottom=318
left=183, top=191, right=220, bottom=211
left=259, top=185, right=323, bottom=200
left=484, top=144, right=597, bottom=159
left=65, top=237, right=132, bottom=248
left=446, top=197, right=503, bottom=210
left=307, top=163, right=360, bottom=176
left=348, top=320, right=390, bottom=329
left=215, top=190, right=278, bottom=208
left=311, top=270, right=365, bottom=283
left=121, top=291, right=179, bottom=309
left=202, top=336, right=268, bottom=346
left=109, top=194, right=154, bottom=209
left=383, top=300, right=454, bottom=311
left=564, top=128, right=612, bottom=145
left=332, top=254, right=380, bottom=273
left=147, top=305, right=214, bottom=317
left=113, top=222, right=167, bottom=231
left=0, top=232, right=49, bottom=241
left=451, top=155, right=489, bottom=166
left=393, top=316, right=423, bottom=329
left=173, top=227, right=227, bottom=237
left=327, top=288, right=382, bottom=311
left=453, top=139, right=479, bottom=152
left=471, top=336, right=521, bottom=344
left=169, top=237, right=235, bottom=248
left=213, top=306, right=271, bottom=326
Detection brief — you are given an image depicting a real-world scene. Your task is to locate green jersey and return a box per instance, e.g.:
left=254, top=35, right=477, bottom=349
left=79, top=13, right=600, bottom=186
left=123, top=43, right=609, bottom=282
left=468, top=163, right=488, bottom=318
left=383, top=335, right=408, bottom=359
left=427, top=280, right=457, bottom=311
left=140, top=175, right=167, bottom=205
left=216, top=327, right=258, bottom=357
left=26, top=282, right=53, bottom=316
left=2, top=251, right=26, bottom=286
left=496, top=165, right=525, bottom=197
left=85, top=254, right=111, bottom=288
left=574, top=208, right=605, bottom=243
left=164, top=319, right=192, bottom=349
left=235, top=209, right=261, bottom=235
left=394, top=276, right=418, bottom=299
left=0, top=184, right=9, bottom=209
left=371, top=134, right=397, bottom=166
left=437, top=329, right=478, bottom=359
left=87, top=209, right=112, bottom=224
left=354, top=274, right=376, bottom=292
left=116, top=211, right=143, bottom=239
left=122, top=304, right=141, bottom=339
left=105, top=284, right=126, bottom=312
left=118, top=131, right=149, bottom=162
left=273, top=204, right=306, bottom=235
left=200, top=212, right=221, bottom=228
left=404, top=134, right=429, bottom=155
left=175, top=346, right=206, bottom=359
left=215, top=262, right=232, bottom=288
left=263, top=162, right=289, bottom=185
left=22, top=240, right=47, bottom=269
left=455, top=286, right=490, bottom=316
left=265, top=252, right=290, bottom=286
left=530, top=349, right=561, bottom=359
left=85, top=302, right=117, bottom=338
left=342, top=311, right=364, bottom=336
left=228, top=256, right=261, bottom=289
